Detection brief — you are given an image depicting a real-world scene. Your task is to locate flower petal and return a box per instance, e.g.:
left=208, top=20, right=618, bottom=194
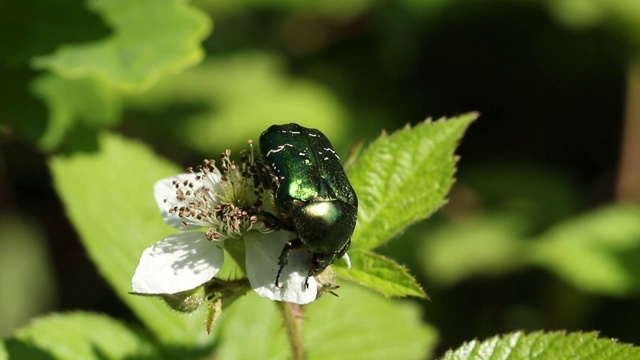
left=244, top=231, right=317, bottom=304
left=131, top=232, right=223, bottom=294
left=154, top=174, right=202, bottom=229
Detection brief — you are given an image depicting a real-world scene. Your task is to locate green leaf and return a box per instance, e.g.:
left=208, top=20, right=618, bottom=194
left=334, top=250, right=426, bottom=298
left=214, top=282, right=437, bottom=360
left=3, top=312, right=160, bottom=360
left=348, top=113, right=477, bottom=250
left=49, top=133, right=212, bottom=346
left=212, top=293, right=289, bottom=359
left=28, top=0, right=211, bottom=149
left=31, top=74, right=121, bottom=150
left=462, top=161, right=580, bottom=230
left=306, top=283, right=437, bottom=360
left=124, top=53, right=349, bottom=153
left=440, top=331, right=640, bottom=360
left=419, top=213, right=528, bottom=287
left=533, top=204, right=640, bottom=296
left=546, top=0, right=640, bottom=31
left=0, top=214, right=55, bottom=337
left=0, top=0, right=110, bottom=65
left=194, top=0, right=377, bottom=18
left=32, top=0, right=211, bottom=91
left=543, top=0, right=640, bottom=57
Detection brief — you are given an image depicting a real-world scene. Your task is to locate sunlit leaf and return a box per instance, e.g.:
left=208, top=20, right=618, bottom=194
left=124, top=53, right=349, bottom=153
left=348, top=113, right=477, bottom=250
left=49, top=133, right=212, bottom=346
left=440, top=331, right=640, bottom=360
left=32, top=0, right=211, bottom=91
left=419, top=213, right=528, bottom=287
left=4, top=312, right=160, bottom=360
left=335, top=250, right=426, bottom=298
left=533, top=204, right=640, bottom=296
left=31, top=74, right=120, bottom=150
left=214, top=282, right=437, bottom=360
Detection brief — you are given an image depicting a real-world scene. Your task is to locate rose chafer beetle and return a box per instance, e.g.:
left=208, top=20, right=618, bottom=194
left=258, top=123, right=358, bottom=288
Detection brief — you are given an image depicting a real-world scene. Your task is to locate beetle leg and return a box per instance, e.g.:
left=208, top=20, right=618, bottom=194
left=254, top=156, right=279, bottom=189
left=261, top=211, right=294, bottom=231
left=306, top=267, right=314, bottom=289
left=275, top=238, right=303, bottom=287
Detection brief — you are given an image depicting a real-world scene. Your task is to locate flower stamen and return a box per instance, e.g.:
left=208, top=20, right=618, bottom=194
left=161, top=149, right=273, bottom=242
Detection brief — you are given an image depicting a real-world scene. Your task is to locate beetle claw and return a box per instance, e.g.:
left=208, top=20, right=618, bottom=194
left=275, top=264, right=285, bottom=288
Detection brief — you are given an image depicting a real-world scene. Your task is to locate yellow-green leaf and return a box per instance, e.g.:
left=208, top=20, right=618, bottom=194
left=32, top=0, right=211, bottom=91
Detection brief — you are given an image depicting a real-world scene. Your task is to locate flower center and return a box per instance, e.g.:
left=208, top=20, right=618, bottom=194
left=167, top=148, right=274, bottom=241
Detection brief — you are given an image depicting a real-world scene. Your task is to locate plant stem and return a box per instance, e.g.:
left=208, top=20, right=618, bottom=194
left=279, top=302, right=306, bottom=360
left=617, top=59, right=640, bottom=202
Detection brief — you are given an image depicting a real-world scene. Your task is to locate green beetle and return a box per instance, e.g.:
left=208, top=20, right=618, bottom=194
left=259, top=123, right=358, bottom=287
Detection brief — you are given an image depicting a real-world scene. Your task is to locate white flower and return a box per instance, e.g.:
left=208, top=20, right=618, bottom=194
left=131, top=155, right=320, bottom=304
left=244, top=231, right=317, bottom=303
left=131, top=232, right=223, bottom=294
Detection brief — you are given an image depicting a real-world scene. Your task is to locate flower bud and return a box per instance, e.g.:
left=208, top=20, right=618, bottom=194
left=161, top=286, right=206, bottom=313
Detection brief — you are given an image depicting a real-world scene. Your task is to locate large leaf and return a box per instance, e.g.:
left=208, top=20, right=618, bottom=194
left=533, top=204, right=640, bottom=296
left=214, top=282, right=437, bottom=360
left=419, top=213, right=528, bottom=287
left=194, top=0, right=377, bottom=19
left=440, top=331, right=640, bottom=360
left=0, top=215, right=55, bottom=337
left=49, top=133, right=211, bottom=346
left=546, top=0, right=640, bottom=34
left=305, top=283, right=436, bottom=359
left=32, top=0, right=211, bottom=90
left=29, top=0, right=211, bottom=150
left=0, top=0, right=109, bottom=65
left=3, top=312, right=160, bottom=360
left=123, top=53, right=349, bottom=153
left=212, top=292, right=289, bottom=359
left=348, top=113, right=477, bottom=250
left=31, top=74, right=121, bottom=150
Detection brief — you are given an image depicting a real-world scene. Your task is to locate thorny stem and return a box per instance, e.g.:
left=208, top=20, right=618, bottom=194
left=617, top=60, right=640, bottom=202
left=278, top=302, right=306, bottom=360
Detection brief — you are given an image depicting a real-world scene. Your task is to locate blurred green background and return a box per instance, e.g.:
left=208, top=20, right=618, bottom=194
left=2, top=0, right=640, bottom=356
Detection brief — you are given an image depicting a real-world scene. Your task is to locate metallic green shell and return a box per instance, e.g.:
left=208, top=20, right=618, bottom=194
left=259, top=123, right=358, bottom=260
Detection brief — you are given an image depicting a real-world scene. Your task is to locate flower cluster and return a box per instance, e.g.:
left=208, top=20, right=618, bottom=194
left=131, top=149, right=337, bottom=305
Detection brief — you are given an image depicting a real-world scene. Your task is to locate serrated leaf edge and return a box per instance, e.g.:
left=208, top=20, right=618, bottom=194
left=440, top=330, right=640, bottom=360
